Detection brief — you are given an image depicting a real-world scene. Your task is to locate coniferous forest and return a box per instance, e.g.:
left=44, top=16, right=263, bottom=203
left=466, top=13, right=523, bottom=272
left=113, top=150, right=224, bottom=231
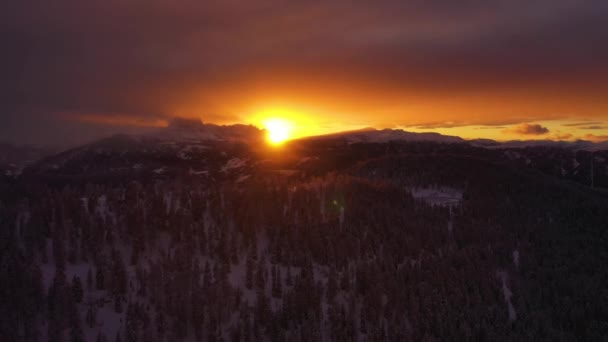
left=1, top=138, right=607, bottom=341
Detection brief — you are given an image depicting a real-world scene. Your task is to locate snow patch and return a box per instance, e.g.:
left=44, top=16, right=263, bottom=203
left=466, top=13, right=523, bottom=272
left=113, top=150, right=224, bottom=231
left=221, top=158, right=246, bottom=173
left=409, top=187, right=463, bottom=207
left=80, top=197, right=89, bottom=214
left=513, top=249, right=520, bottom=269
left=95, top=196, right=109, bottom=222
left=236, top=174, right=251, bottom=183
left=496, top=271, right=517, bottom=322
left=188, top=168, right=209, bottom=176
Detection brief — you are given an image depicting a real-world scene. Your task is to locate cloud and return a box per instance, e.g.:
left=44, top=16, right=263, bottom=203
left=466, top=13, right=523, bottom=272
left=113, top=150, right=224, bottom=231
left=59, top=112, right=169, bottom=127
left=400, top=117, right=545, bottom=130
left=402, top=121, right=473, bottom=129
left=2, top=0, right=608, bottom=145
left=551, top=133, right=573, bottom=140
left=562, top=121, right=604, bottom=127
left=580, top=125, right=607, bottom=130
left=583, top=134, right=608, bottom=142
left=476, top=126, right=507, bottom=130
left=503, top=123, right=550, bottom=135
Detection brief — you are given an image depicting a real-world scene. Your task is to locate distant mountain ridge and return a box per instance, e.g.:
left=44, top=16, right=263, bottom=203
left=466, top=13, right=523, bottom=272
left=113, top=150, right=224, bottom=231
left=4, top=120, right=608, bottom=187
left=150, top=118, right=264, bottom=143
left=312, top=127, right=608, bottom=151
left=299, top=126, right=607, bottom=151
left=0, top=141, right=54, bottom=177
left=303, top=127, right=465, bottom=144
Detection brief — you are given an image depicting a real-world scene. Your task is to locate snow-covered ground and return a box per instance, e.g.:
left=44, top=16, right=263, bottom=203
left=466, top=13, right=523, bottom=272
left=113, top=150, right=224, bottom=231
left=496, top=271, right=517, bottom=322
left=513, top=249, right=520, bottom=269
left=236, top=174, right=251, bottom=183
left=409, top=186, right=463, bottom=207
left=221, top=158, right=246, bottom=173
left=188, top=168, right=209, bottom=176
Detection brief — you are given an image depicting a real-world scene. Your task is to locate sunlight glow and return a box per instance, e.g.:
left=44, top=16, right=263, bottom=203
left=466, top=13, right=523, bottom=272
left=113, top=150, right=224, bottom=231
left=263, top=118, right=293, bottom=144
left=251, top=105, right=364, bottom=143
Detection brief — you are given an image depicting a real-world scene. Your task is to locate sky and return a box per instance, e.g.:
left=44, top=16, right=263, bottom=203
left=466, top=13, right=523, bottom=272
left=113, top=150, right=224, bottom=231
left=2, top=0, right=608, bottom=146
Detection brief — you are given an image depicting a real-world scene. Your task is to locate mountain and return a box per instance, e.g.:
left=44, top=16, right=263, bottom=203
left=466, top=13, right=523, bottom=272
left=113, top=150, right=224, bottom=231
left=303, top=127, right=465, bottom=144
left=475, top=138, right=607, bottom=151
left=152, top=117, right=264, bottom=143
left=17, top=124, right=608, bottom=190
left=0, top=141, right=54, bottom=178
left=1, top=125, right=608, bottom=341
left=22, top=119, right=265, bottom=184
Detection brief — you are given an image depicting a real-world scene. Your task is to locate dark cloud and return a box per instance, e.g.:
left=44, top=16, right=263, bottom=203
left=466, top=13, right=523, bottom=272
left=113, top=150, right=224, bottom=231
left=401, top=121, right=474, bottom=129
left=503, top=123, right=550, bottom=135
left=400, top=117, right=546, bottom=130
left=476, top=126, right=507, bottom=130
left=562, top=121, right=604, bottom=127
left=2, top=0, right=608, bottom=145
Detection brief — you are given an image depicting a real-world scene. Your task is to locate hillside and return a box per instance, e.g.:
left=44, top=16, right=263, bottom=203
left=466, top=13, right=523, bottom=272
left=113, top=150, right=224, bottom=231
left=1, top=132, right=607, bottom=341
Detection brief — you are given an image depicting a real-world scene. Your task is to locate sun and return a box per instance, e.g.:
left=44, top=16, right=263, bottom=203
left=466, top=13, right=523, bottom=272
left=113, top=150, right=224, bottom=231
left=263, top=118, right=293, bottom=145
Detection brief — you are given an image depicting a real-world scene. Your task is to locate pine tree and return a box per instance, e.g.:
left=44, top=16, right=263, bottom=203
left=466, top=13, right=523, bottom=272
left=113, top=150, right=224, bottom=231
left=87, top=268, right=93, bottom=291
left=340, top=270, right=350, bottom=291
left=72, top=275, right=84, bottom=303
left=276, top=267, right=283, bottom=298
left=360, top=310, right=367, bottom=335
left=48, top=268, right=68, bottom=342
left=271, top=265, right=282, bottom=298
left=246, top=254, right=254, bottom=290
left=327, top=268, right=338, bottom=302
left=155, top=311, right=165, bottom=337
left=114, top=294, right=123, bottom=313
left=96, top=265, right=105, bottom=290
left=42, top=242, right=49, bottom=264
left=70, top=311, right=85, bottom=342
left=86, top=306, right=95, bottom=328
left=112, top=249, right=128, bottom=296
left=255, top=260, right=265, bottom=291
left=230, top=235, right=239, bottom=265
left=286, top=265, right=293, bottom=287
left=251, top=237, right=258, bottom=260
left=243, top=316, right=251, bottom=342
left=203, top=261, right=212, bottom=288
left=256, top=289, right=270, bottom=326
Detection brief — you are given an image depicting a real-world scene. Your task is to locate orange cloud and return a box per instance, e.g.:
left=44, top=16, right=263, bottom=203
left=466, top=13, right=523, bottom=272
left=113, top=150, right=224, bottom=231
left=503, top=123, right=550, bottom=136
left=551, top=133, right=573, bottom=140
left=583, top=134, right=608, bottom=142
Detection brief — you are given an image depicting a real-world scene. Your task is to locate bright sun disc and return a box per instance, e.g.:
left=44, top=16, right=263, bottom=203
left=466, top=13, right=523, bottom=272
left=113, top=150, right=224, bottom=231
left=263, top=118, right=293, bottom=144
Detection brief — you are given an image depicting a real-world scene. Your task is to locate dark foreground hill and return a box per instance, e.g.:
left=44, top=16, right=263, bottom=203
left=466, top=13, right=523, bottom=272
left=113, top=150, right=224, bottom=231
left=1, top=131, right=607, bottom=341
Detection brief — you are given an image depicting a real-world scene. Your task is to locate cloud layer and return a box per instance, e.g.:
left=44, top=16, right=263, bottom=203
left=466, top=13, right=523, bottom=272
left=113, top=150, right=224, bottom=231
left=2, top=0, right=608, bottom=145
